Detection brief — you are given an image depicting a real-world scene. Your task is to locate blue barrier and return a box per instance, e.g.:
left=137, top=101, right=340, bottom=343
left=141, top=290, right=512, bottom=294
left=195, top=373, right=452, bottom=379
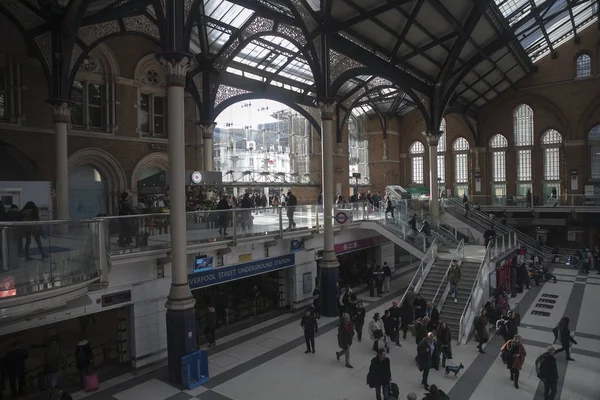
left=181, top=350, right=210, bottom=389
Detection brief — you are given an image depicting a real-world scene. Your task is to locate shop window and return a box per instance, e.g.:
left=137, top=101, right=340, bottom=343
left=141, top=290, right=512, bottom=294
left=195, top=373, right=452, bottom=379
left=409, top=141, right=425, bottom=184
left=575, top=54, right=591, bottom=78
left=71, top=80, right=106, bottom=130
left=140, top=93, right=166, bottom=137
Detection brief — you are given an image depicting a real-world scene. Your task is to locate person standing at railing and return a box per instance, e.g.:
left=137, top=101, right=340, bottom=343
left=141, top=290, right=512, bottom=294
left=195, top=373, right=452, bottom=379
left=409, top=214, right=418, bottom=234
left=117, top=193, right=134, bottom=247
left=419, top=222, right=431, bottom=246
left=21, top=201, right=48, bottom=261
left=447, top=260, right=461, bottom=303
left=286, top=191, right=297, bottom=229
left=216, top=195, right=231, bottom=236
left=385, top=197, right=394, bottom=220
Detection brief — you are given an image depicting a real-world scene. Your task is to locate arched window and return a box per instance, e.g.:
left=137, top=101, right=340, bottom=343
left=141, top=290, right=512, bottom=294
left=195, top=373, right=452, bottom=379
left=71, top=46, right=117, bottom=132
left=576, top=54, right=591, bottom=78
left=409, top=141, right=425, bottom=185
left=69, top=164, right=107, bottom=219
left=589, top=125, right=600, bottom=179
left=437, top=119, right=446, bottom=186
left=514, top=104, right=533, bottom=196
left=452, top=138, right=470, bottom=197
left=541, top=129, right=562, bottom=202
left=348, top=115, right=369, bottom=186
left=134, top=55, right=167, bottom=138
left=490, top=134, right=508, bottom=204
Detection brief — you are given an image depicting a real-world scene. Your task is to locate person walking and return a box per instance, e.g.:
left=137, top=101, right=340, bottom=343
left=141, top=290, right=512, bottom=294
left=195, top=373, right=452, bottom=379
left=368, top=348, right=391, bottom=400
left=425, top=303, right=440, bottom=332
left=553, top=317, right=577, bottom=361
left=447, top=260, right=461, bottom=302
left=474, top=308, right=489, bottom=354
left=400, top=298, right=414, bottom=340
left=301, top=309, right=318, bottom=354
left=336, top=313, right=355, bottom=368
left=413, top=294, right=427, bottom=320
left=416, top=332, right=439, bottom=391
left=44, top=335, right=63, bottom=390
left=5, top=342, right=27, bottom=398
left=501, top=335, right=527, bottom=389
left=382, top=262, right=392, bottom=294
left=354, top=301, right=366, bottom=342
left=536, top=346, right=559, bottom=400
left=436, top=322, right=452, bottom=368
left=204, top=306, right=217, bottom=347
left=74, top=338, right=92, bottom=389
left=388, top=301, right=402, bottom=346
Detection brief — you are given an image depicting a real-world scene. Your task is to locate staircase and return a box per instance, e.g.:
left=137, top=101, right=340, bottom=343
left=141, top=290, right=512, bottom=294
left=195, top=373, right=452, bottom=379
left=438, top=261, right=481, bottom=334
left=417, top=261, right=451, bottom=303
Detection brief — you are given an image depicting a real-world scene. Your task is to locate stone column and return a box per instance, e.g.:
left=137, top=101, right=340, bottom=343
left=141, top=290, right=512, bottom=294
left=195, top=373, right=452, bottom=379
left=424, top=131, right=441, bottom=224
left=382, top=139, right=388, bottom=161
left=49, top=101, right=71, bottom=220
left=317, top=100, right=339, bottom=317
left=158, top=54, right=196, bottom=383
left=200, top=122, right=216, bottom=172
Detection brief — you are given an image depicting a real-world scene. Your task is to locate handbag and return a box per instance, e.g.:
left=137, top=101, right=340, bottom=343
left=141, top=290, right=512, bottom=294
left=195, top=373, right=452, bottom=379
left=373, top=329, right=383, bottom=340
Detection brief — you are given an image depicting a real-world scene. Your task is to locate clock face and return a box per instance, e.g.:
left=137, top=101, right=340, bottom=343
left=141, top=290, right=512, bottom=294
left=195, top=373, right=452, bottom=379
left=191, top=171, right=202, bottom=184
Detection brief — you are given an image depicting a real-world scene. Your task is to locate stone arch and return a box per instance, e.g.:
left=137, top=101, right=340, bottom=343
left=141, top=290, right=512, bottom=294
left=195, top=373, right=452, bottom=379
left=131, top=152, right=169, bottom=191
left=577, top=94, right=600, bottom=140
left=68, top=148, right=128, bottom=214
left=133, top=54, right=167, bottom=87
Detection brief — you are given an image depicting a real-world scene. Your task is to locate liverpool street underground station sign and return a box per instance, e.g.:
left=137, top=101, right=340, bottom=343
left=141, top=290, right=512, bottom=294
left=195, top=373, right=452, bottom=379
left=188, top=253, right=296, bottom=290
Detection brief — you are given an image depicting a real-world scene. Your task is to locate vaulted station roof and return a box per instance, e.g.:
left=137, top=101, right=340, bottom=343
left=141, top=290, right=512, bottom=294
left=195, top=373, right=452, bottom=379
left=1, top=0, right=596, bottom=123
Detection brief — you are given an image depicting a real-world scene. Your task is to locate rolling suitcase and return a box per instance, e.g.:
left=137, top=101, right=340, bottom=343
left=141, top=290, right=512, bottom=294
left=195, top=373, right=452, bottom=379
left=84, top=373, right=99, bottom=392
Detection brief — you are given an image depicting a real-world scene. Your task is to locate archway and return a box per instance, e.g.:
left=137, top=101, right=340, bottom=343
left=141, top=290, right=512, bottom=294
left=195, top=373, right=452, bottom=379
left=131, top=152, right=169, bottom=202
left=68, top=148, right=127, bottom=216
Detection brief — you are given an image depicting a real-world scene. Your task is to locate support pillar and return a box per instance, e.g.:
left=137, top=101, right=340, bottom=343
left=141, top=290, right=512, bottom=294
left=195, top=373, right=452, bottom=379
left=49, top=101, right=72, bottom=220
left=159, top=54, right=196, bottom=384
left=382, top=139, right=388, bottom=161
left=424, top=131, right=441, bottom=224
left=199, top=122, right=216, bottom=171
left=317, top=100, right=339, bottom=317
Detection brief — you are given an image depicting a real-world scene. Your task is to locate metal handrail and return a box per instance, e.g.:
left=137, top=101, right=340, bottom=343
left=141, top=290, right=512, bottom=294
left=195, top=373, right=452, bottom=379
left=398, top=238, right=438, bottom=307
left=432, top=239, right=464, bottom=306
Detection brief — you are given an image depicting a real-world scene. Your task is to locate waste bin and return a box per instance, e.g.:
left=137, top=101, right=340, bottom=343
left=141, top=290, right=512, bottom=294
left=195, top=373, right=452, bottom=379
left=181, top=350, right=210, bottom=389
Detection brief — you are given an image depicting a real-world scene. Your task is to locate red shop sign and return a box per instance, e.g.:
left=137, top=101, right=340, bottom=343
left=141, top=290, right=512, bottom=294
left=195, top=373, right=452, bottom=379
left=335, top=236, right=390, bottom=254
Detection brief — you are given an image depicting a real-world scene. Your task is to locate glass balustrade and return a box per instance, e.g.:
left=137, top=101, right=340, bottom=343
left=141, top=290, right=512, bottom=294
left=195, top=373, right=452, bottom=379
left=0, top=220, right=101, bottom=299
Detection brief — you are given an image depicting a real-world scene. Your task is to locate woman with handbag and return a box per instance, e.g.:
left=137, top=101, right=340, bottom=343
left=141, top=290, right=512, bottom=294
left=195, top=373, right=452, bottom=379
left=501, top=334, right=527, bottom=389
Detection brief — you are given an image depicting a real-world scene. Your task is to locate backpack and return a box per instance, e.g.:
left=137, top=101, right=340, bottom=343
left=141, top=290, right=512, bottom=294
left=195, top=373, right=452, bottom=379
left=496, top=320, right=507, bottom=337
left=535, top=354, right=546, bottom=379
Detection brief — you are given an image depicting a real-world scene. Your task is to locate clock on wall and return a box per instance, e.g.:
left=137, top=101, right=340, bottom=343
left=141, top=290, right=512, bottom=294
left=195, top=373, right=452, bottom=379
left=191, top=171, right=202, bottom=184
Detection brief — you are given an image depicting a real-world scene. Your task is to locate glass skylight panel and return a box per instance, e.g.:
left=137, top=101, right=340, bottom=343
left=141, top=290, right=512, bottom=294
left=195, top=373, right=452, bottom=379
left=205, top=0, right=253, bottom=28
left=208, top=29, right=230, bottom=52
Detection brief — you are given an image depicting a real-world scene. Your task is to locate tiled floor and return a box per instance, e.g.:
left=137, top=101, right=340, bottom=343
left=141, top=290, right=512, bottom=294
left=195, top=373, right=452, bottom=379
left=59, top=265, right=600, bottom=400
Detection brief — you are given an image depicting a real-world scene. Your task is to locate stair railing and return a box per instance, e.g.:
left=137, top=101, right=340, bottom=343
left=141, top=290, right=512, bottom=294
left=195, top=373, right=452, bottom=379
left=398, top=239, right=438, bottom=307
left=457, top=231, right=514, bottom=344
left=433, top=239, right=465, bottom=311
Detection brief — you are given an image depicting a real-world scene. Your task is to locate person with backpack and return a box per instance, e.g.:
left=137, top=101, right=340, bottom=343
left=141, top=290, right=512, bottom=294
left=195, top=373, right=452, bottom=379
left=536, top=346, right=559, bottom=400
left=501, top=335, right=527, bottom=389
left=300, top=308, right=318, bottom=354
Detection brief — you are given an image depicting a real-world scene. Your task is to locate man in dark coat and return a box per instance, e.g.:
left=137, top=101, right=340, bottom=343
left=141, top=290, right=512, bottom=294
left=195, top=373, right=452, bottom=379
left=537, top=346, right=559, bottom=400
left=368, top=348, right=391, bottom=400
left=400, top=299, right=415, bottom=340
left=416, top=333, right=439, bottom=391
left=335, top=313, right=354, bottom=368
left=300, top=309, right=318, bottom=354
left=204, top=306, right=217, bottom=347
left=216, top=195, right=231, bottom=235
left=426, top=303, right=440, bottom=332
left=413, top=294, right=427, bottom=320
left=388, top=301, right=403, bottom=346
left=5, top=342, right=27, bottom=397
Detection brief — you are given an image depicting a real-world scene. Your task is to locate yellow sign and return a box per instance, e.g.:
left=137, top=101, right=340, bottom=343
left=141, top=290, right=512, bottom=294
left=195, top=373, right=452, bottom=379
left=238, top=253, right=252, bottom=263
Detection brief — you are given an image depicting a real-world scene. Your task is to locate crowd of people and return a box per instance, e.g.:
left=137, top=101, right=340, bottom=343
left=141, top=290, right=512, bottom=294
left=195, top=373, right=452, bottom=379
left=0, top=201, right=48, bottom=266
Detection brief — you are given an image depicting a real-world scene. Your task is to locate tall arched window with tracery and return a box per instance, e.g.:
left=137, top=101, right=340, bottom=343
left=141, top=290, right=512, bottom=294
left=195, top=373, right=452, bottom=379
left=589, top=125, right=600, bottom=179
left=437, top=119, right=447, bottom=193
left=576, top=54, right=591, bottom=78
left=348, top=115, right=369, bottom=188
left=541, top=129, right=562, bottom=203
left=134, top=55, right=167, bottom=138
left=514, top=104, right=534, bottom=197
left=71, top=47, right=117, bottom=133
left=409, top=141, right=425, bottom=185
left=453, top=137, right=470, bottom=197
left=490, top=134, right=508, bottom=204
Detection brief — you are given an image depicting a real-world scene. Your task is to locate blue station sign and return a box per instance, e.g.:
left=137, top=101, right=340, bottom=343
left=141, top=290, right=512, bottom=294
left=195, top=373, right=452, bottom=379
left=188, top=253, right=296, bottom=290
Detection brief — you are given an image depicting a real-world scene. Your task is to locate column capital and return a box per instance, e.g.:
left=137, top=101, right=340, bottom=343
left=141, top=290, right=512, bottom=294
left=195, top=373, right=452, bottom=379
left=197, top=121, right=216, bottom=139
left=423, top=130, right=443, bottom=146
left=314, top=99, right=337, bottom=120
left=47, top=100, right=74, bottom=123
left=157, top=53, right=194, bottom=87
